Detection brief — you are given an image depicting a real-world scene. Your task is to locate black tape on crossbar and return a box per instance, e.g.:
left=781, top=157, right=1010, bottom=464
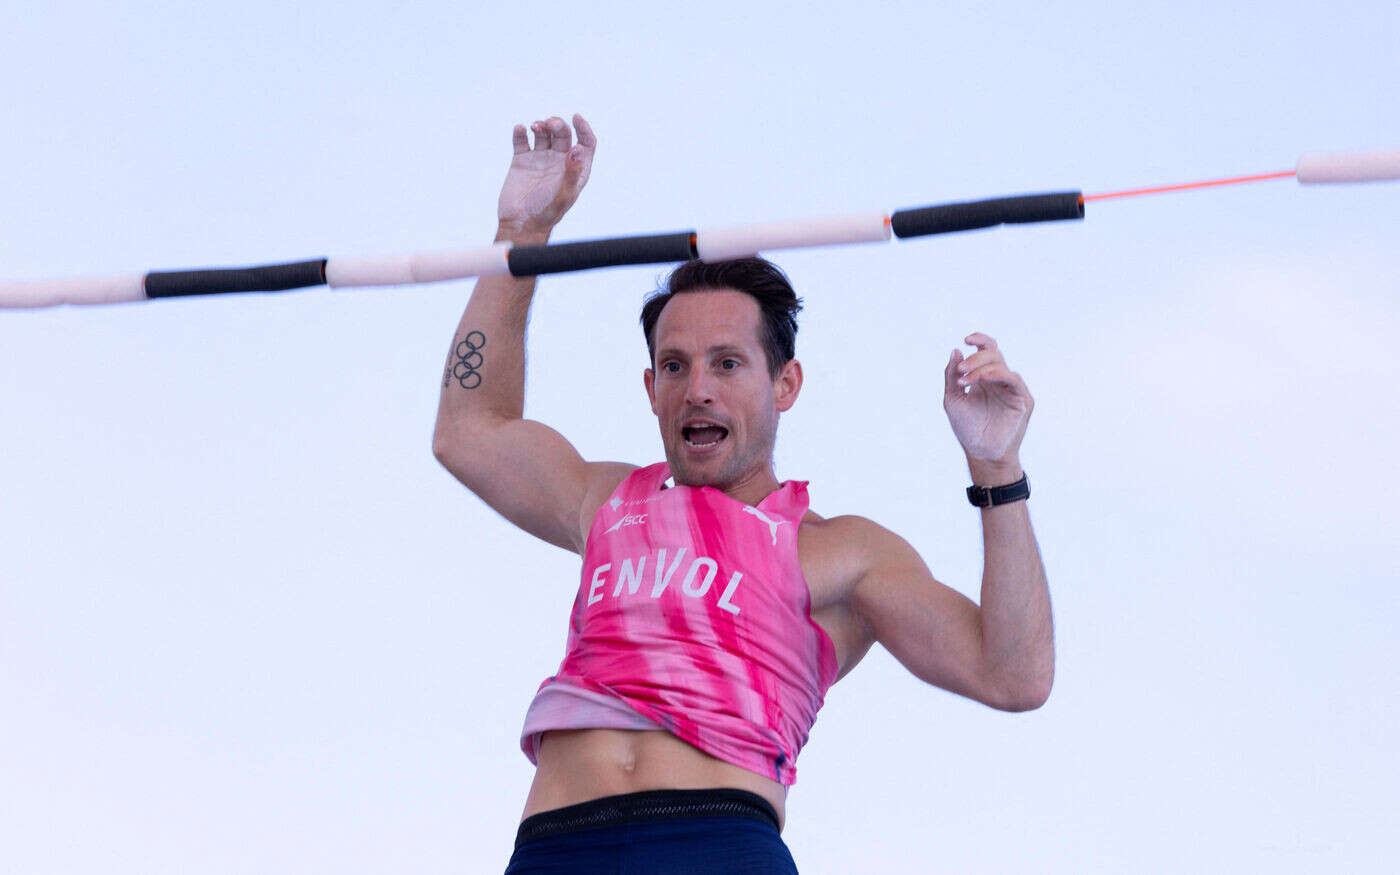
left=145, top=259, right=328, bottom=298
left=890, top=192, right=1083, bottom=239
left=507, top=232, right=697, bottom=277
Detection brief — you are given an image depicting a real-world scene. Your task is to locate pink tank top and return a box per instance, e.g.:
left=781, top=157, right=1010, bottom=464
left=519, top=462, right=839, bottom=785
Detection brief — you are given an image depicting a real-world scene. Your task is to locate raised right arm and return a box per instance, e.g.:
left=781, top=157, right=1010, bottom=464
left=432, top=115, right=635, bottom=555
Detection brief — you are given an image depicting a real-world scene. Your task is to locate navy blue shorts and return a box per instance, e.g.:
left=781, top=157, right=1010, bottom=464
left=504, top=787, right=800, bottom=874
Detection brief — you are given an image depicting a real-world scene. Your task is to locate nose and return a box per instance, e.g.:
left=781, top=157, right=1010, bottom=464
left=684, top=367, right=716, bottom=407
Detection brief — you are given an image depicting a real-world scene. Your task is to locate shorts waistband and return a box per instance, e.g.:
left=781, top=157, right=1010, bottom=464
left=515, top=788, right=780, bottom=849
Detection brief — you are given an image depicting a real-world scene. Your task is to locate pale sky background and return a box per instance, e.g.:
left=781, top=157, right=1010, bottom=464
left=2, top=2, right=1397, bottom=872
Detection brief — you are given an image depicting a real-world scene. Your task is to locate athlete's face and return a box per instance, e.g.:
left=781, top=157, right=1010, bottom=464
left=644, top=289, right=801, bottom=490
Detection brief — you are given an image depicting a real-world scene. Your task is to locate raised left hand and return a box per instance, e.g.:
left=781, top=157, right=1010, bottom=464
left=496, top=114, right=597, bottom=238
left=942, top=332, right=1034, bottom=466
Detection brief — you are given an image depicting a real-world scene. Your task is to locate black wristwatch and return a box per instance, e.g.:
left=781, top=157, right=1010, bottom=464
left=966, top=474, right=1030, bottom=508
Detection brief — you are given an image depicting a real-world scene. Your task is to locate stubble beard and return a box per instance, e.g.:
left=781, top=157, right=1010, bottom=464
left=667, top=421, right=777, bottom=491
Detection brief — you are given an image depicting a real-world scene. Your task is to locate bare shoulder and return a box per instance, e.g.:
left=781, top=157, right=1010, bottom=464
left=795, top=510, right=911, bottom=612
left=799, top=512, right=933, bottom=608
left=798, top=511, right=910, bottom=569
left=573, top=461, right=642, bottom=550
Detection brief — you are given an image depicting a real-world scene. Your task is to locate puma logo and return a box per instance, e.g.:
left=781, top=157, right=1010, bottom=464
left=742, top=505, right=788, bottom=546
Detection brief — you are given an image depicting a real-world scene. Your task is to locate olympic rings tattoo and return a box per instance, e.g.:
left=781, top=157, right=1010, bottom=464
left=445, top=330, right=486, bottom=389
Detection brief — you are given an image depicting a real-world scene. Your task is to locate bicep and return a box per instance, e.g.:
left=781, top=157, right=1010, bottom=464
left=849, top=526, right=1005, bottom=709
left=433, top=417, right=634, bottom=554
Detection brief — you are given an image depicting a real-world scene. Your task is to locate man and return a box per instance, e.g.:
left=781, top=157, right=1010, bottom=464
left=432, top=114, right=1054, bottom=874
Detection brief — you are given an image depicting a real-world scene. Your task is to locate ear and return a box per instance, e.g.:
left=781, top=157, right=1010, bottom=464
left=644, top=367, right=657, bottom=414
left=774, top=359, right=803, bottom=412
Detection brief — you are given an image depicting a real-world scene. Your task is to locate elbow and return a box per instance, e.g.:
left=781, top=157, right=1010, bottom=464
left=432, top=419, right=480, bottom=464
left=1000, top=684, right=1051, bottom=712
left=433, top=414, right=506, bottom=463
left=431, top=428, right=454, bottom=463
left=431, top=426, right=477, bottom=486
left=432, top=421, right=503, bottom=494
left=992, top=667, right=1054, bottom=712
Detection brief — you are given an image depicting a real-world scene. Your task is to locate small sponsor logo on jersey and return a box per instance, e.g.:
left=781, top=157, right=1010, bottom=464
left=619, top=493, right=668, bottom=508
left=605, top=512, right=647, bottom=534
left=609, top=497, right=622, bottom=511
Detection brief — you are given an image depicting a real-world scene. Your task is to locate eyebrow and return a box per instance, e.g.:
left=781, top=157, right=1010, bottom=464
left=656, top=344, right=750, bottom=360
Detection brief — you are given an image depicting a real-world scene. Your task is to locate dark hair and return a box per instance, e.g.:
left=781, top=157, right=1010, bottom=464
left=639, top=257, right=804, bottom=380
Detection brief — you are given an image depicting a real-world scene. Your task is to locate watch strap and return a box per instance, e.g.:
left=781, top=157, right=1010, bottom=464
left=966, top=474, right=1030, bottom=508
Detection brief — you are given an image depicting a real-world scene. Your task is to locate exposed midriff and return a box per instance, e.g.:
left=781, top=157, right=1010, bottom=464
left=520, top=727, right=788, bottom=832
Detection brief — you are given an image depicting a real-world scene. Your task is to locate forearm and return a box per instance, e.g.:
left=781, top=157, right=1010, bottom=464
left=434, top=225, right=549, bottom=435
left=969, top=458, right=1054, bottom=708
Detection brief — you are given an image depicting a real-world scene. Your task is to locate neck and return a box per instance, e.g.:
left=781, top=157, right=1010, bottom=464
left=726, top=466, right=782, bottom=507
left=660, top=450, right=784, bottom=504
left=669, top=464, right=780, bottom=507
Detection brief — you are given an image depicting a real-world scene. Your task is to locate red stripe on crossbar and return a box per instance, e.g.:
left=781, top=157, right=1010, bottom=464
left=1083, top=170, right=1296, bottom=202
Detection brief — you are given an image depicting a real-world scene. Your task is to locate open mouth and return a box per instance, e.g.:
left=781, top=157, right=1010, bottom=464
left=682, top=425, right=729, bottom=450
